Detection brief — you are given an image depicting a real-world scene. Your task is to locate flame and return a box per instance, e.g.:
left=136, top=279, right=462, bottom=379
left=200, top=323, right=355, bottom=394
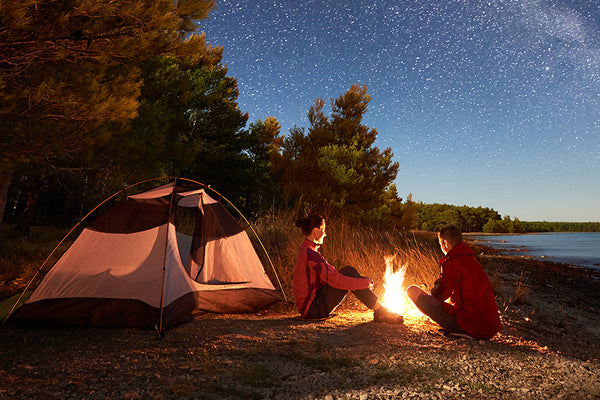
left=381, top=255, right=423, bottom=319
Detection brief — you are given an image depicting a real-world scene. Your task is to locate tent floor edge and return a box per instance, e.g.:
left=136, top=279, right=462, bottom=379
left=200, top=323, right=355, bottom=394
left=10, top=288, right=283, bottom=331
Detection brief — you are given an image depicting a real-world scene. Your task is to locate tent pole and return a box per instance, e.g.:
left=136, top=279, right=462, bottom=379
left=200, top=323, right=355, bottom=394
left=157, top=178, right=178, bottom=338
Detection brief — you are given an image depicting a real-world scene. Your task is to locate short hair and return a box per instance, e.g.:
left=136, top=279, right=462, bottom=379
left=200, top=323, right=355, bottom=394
left=439, top=225, right=463, bottom=246
left=295, top=214, right=324, bottom=236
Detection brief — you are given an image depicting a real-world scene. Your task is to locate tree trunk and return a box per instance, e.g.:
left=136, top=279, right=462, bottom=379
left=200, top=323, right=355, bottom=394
left=0, top=170, right=11, bottom=227
left=15, top=192, right=38, bottom=237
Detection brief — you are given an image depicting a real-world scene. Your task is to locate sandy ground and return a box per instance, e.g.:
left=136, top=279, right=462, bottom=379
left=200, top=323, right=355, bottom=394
left=1, top=252, right=599, bottom=399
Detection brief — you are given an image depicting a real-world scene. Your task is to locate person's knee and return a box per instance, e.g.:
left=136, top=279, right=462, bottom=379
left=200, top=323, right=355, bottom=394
left=339, top=265, right=360, bottom=277
left=406, top=285, right=425, bottom=302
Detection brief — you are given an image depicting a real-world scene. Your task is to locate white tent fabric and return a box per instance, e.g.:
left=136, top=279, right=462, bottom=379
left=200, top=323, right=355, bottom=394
left=28, top=226, right=168, bottom=306
left=12, top=180, right=282, bottom=331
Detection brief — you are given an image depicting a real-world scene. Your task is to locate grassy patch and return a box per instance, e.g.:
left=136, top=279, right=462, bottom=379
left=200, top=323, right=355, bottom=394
left=0, top=291, right=31, bottom=322
left=252, top=211, right=441, bottom=299
left=0, top=225, right=73, bottom=300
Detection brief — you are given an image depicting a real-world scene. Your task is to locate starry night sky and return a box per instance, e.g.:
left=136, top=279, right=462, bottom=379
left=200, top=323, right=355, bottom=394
left=200, top=0, right=600, bottom=222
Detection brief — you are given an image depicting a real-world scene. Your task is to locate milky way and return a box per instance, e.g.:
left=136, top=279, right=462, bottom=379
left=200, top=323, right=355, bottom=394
left=200, top=1, right=600, bottom=221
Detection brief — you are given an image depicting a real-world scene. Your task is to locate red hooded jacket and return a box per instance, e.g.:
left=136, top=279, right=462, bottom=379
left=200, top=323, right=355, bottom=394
left=431, top=242, right=502, bottom=339
left=293, top=240, right=371, bottom=317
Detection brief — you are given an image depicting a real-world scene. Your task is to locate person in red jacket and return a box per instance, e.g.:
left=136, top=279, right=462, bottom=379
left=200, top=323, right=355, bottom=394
left=293, top=215, right=403, bottom=324
left=407, top=225, right=502, bottom=339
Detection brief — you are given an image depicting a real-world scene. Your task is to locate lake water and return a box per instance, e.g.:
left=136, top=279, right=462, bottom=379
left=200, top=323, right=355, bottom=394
left=469, top=232, right=600, bottom=270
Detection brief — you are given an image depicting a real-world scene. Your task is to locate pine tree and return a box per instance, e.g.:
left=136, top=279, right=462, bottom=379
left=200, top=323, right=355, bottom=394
left=244, top=117, right=284, bottom=210
left=0, top=0, right=217, bottom=225
left=275, top=84, right=399, bottom=220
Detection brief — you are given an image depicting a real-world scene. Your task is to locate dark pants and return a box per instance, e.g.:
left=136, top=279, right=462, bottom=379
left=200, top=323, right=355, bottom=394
left=304, top=266, right=379, bottom=319
left=406, top=285, right=466, bottom=334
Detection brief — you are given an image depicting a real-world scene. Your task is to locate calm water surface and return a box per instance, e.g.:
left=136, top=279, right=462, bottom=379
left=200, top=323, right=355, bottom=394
left=469, top=232, right=600, bottom=270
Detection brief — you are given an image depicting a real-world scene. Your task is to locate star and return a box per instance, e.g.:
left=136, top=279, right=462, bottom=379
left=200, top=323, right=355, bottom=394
left=201, top=0, right=600, bottom=222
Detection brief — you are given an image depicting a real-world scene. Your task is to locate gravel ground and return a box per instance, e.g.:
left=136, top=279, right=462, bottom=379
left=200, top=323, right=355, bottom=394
left=1, top=254, right=599, bottom=399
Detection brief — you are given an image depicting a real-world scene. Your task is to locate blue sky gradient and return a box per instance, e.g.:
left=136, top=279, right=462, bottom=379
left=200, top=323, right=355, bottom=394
left=200, top=1, right=600, bottom=222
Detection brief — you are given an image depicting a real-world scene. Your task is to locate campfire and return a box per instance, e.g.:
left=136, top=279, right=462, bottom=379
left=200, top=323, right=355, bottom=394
left=381, top=256, right=424, bottom=320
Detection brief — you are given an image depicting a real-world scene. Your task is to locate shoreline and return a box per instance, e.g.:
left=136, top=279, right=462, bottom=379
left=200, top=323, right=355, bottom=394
left=464, top=234, right=600, bottom=274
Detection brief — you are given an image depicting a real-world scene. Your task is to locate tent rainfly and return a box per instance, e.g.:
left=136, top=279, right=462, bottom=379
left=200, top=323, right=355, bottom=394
left=10, top=179, right=282, bottom=333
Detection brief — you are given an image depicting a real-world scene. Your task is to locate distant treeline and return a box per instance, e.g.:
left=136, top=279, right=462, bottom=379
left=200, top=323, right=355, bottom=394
left=413, top=203, right=600, bottom=233
left=520, top=221, right=600, bottom=233
left=415, top=203, right=501, bottom=233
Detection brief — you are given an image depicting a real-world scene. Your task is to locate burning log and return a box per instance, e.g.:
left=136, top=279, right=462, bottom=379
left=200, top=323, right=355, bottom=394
left=381, top=256, right=424, bottom=320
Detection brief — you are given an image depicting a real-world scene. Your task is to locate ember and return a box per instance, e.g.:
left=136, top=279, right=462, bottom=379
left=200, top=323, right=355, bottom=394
left=381, top=256, right=423, bottom=320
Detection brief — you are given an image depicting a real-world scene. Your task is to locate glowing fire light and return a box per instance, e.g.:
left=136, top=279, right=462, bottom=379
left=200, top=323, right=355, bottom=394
left=381, top=256, right=424, bottom=319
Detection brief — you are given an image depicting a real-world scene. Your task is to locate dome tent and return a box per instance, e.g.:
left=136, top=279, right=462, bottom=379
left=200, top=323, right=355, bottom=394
left=9, top=178, right=283, bottom=334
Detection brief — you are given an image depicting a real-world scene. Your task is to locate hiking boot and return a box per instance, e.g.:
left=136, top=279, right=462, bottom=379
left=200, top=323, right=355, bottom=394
left=373, top=307, right=404, bottom=325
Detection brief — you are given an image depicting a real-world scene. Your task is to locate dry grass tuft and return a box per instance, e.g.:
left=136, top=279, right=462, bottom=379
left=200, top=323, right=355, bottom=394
left=251, top=211, right=441, bottom=300
left=506, top=269, right=531, bottom=308
left=487, top=269, right=505, bottom=297
left=512, top=270, right=531, bottom=304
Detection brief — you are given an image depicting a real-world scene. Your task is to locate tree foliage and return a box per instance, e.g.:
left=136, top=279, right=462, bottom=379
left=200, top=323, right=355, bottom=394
left=244, top=117, right=284, bottom=211
left=274, top=84, right=399, bottom=220
left=415, top=204, right=600, bottom=233
left=0, top=0, right=217, bottom=225
left=416, top=203, right=501, bottom=232
left=106, top=55, right=247, bottom=181
left=1, top=0, right=217, bottom=164
left=521, top=221, right=600, bottom=233
left=4, top=50, right=281, bottom=225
